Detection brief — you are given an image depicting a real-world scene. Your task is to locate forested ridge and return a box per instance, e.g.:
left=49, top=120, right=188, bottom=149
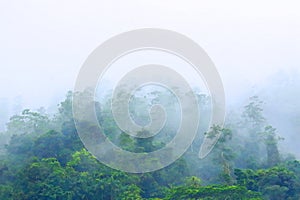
left=0, top=92, right=299, bottom=200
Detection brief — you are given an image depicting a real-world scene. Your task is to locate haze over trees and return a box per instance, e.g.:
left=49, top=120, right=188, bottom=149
left=0, top=89, right=299, bottom=199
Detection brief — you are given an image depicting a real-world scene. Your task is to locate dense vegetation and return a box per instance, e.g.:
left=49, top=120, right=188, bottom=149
left=0, top=91, right=299, bottom=199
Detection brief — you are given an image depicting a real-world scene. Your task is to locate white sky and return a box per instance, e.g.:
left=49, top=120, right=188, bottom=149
left=0, top=0, right=300, bottom=109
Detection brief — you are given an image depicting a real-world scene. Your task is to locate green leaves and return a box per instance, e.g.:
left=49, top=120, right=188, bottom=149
left=0, top=92, right=299, bottom=199
left=166, top=184, right=262, bottom=200
left=6, top=109, right=52, bottom=137
left=234, top=166, right=300, bottom=199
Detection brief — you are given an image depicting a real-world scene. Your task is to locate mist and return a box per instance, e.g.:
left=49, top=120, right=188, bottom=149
left=0, top=0, right=299, bottom=155
left=0, top=1, right=300, bottom=199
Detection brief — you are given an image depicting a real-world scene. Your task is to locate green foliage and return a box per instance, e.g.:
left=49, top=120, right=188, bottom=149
left=235, top=166, right=300, bottom=199
left=259, top=126, right=283, bottom=167
left=184, top=176, right=202, bottom=187
left=235, top=96, right=284, bottom=170
left=6, top=109, right=52, bottom=137
left=242, top=96, right=265, bottom=129
left=203, top=125, right=235, bottom=185
left=165, top=184, right=262, bottom=200
left=0, top=92, right=299, bottom=200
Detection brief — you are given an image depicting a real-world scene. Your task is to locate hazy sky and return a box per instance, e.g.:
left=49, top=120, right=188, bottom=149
left=0, top=0, right=299, bottom=109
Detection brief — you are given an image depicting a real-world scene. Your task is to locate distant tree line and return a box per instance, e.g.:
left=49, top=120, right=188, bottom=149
left=0, top=92, right=299, bottom=199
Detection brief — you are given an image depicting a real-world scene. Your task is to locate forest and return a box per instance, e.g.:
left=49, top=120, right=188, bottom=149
left=1, top=0, right=299, bottom=199
left=0, top=90, right=299, bottom=200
